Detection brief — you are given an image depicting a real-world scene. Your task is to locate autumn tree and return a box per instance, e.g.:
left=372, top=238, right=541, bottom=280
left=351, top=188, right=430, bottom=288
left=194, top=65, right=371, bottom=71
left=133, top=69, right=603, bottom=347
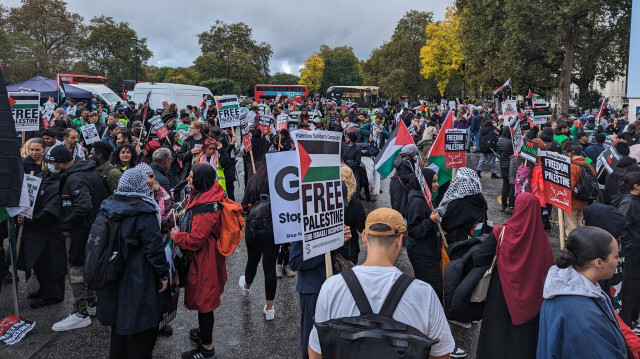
left=420, top=8, right=464, bottom=97
left=298, top=53, right=324, bottom=93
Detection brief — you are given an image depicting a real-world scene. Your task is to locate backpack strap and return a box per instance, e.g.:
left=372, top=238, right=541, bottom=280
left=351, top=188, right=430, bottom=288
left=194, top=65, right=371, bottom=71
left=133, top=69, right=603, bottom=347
left=378, top=274, right=415, bottom=318
left=341, top=269, right=373, bottom=315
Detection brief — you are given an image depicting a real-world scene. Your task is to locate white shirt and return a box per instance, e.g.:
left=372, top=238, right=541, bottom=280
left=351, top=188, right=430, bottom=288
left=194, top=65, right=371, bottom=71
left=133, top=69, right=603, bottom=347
left=309, top=266, right=455, bottom=357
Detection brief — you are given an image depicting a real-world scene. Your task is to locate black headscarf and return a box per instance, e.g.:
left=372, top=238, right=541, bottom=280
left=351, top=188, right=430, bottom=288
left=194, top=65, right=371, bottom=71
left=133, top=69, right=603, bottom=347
left=422, top=168, right=436, bottom=190
left=191, top=163, right=216, bottom=193
left=501, top=126, right=512, bottom=139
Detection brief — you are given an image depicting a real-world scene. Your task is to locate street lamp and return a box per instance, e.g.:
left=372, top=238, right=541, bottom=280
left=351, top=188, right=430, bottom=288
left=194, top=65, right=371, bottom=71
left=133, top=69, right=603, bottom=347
left=131, top=37, right=142, bottom=83
left=220, top=48, right=235, bottom=94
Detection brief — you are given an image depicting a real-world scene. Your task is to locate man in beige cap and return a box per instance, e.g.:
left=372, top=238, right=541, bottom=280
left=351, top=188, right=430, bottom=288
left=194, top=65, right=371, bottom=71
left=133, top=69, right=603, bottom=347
left=308, top=208, right=456, bottom=359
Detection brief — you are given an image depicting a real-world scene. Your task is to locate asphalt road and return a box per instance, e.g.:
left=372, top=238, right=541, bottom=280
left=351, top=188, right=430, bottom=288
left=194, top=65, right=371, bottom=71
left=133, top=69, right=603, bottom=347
left=0, top=153, right=562, bottom=358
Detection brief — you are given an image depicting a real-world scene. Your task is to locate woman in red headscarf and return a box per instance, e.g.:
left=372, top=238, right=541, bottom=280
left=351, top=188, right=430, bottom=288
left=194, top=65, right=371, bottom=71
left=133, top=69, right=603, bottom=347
left=476, top=192, right=554, bottom=359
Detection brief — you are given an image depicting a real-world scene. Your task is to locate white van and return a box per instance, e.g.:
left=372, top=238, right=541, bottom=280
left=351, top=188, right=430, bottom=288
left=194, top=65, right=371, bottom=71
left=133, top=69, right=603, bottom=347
left=131, top=83, right=213, bottom=111
left=72, top=84, right=125, bottom=108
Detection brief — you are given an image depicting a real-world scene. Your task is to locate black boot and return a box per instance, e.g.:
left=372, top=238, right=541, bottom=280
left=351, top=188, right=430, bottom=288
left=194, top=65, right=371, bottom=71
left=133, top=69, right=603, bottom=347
left=477, top=170, right=482, bottom=178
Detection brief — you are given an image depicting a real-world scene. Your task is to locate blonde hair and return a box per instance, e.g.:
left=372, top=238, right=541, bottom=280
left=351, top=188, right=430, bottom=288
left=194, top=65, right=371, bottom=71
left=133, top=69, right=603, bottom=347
left=22, top=138, right=34, bottom=158
left=341, top=165, right=356, bottom=202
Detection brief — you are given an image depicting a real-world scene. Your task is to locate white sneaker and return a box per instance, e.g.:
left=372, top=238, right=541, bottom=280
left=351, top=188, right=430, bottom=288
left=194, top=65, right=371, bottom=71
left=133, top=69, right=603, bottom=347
left=284, top=265, right=296, bottom=277
left=86, top=304, right=97, bottom=317
left=451, top=347, right=467, bottom=358
left=238, top=275, right=250, bottom=297
left=263, top=305, right=275, bottom=321
left=448, top=320, right=472, bottom=329
left=51, top=312, right=91, bottom=332
left=275, top=265, right=283, bottom=278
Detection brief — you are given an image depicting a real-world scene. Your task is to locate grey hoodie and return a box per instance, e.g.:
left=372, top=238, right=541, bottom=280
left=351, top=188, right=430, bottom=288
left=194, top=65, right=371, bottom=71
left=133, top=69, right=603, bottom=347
left=543, top=265, right=608, bottom=302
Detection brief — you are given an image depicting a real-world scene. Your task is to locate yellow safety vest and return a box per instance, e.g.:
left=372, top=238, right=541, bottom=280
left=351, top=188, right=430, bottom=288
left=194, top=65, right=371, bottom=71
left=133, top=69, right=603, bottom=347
left=216, top=158, right=226, bottom=191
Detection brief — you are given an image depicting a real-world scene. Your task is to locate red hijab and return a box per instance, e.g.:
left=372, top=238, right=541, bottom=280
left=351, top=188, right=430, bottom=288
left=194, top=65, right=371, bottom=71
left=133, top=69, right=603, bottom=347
left=493, top=192, right=554, bottom=325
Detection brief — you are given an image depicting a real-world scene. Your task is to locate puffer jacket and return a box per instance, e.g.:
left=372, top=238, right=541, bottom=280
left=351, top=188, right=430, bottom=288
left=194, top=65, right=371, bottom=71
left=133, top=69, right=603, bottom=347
left=496, top=128, right=514, bottom=169
left=478, top=124, right=498, bottom=154
left=611, top=193, right=640, bottom=256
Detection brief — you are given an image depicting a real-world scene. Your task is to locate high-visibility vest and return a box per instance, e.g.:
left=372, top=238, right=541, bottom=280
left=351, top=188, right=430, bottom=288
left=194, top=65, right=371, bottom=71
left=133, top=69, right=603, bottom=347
left=216, top=158, right=226, bottom=191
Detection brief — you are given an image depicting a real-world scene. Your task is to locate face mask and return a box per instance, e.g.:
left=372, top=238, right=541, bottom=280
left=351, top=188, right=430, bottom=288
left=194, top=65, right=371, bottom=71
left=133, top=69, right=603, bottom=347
left=47, top=163, right=60, bottom=173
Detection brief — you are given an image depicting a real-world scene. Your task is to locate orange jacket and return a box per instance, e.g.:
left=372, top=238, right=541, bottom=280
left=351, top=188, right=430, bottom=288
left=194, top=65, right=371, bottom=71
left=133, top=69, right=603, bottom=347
left=570, top=156, right=594, bottom=210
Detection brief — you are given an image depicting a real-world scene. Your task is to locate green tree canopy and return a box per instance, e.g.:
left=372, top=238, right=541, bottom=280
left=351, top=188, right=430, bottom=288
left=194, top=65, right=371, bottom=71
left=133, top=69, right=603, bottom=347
left=270, top=72, right=300, bottom=85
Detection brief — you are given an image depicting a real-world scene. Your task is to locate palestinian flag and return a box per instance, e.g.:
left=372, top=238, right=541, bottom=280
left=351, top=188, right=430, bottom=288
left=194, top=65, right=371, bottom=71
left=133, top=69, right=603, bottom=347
left=56, top=74, right=66, bottom=102
left=215, top=95, right=239, bottom=111
left=297, top=139, right=341, bottom=183
left=527, top=89, right=542, bottom=99
left=493, top=78, right=511, bottom=96
left=374, top=120, right=414, bottom=178
left=596, top=98, right=607, bottom=120
left=427, top=110, right=454, bottom=189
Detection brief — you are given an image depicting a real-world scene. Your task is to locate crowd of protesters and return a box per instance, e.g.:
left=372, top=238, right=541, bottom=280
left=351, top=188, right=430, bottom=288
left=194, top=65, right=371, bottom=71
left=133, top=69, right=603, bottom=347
left=6, top=93, right=640, bottom=359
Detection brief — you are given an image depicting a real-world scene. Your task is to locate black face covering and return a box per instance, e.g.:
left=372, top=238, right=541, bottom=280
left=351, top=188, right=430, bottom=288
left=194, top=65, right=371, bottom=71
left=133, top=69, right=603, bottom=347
left=191, top=163, right=216, bottom=193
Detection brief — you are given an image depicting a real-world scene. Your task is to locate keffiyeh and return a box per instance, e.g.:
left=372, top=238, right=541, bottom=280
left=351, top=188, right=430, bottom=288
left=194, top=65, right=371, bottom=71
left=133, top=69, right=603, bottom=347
left=437, top=167, right=482, bottom=216
left=114, top=165, right=161, bottom=225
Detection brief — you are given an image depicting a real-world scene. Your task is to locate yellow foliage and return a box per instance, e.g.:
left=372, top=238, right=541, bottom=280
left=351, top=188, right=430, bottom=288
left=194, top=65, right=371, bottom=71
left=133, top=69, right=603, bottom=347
left=420, top=7, right=464, bottom=96
left=298, top=53, right=324, bottom=93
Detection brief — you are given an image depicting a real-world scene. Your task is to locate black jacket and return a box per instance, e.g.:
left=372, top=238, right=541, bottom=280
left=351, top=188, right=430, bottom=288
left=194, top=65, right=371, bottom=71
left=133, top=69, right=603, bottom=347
left=612, top=194, right=640, bottom=255
left=177, top=135, right=208, bottom=179
left=406, top=189, right=440, bottom=255
left=496, top=132, right=514, bottom=169
left=96, top=196, right=170, bottom=335
left=59, top=159, right=104, bottom=233
left=604, top=156, right=640, bottom=204
left=342, top=143, right=362, bottom=168
left=150, top=163, right=171, bottom=193
left=478, top=125, right=498, bottom=154
left=22, top=156, right=43, bottom=175
left=216, top=134, right=236, bottom=182
left=389, top=157, right=417, bottom=215
left=441, top=193, right=488, bottom=245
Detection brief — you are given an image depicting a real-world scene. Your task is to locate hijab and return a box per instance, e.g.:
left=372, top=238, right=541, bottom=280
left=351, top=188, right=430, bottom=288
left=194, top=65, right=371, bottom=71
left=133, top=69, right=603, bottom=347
left=191, top=163, right=216, bottom=193
left=493, top=192, right=554, bottom=325
left=197, top=139, right=219, bottom=168
left=121, top=163, right=161, bottom=225
left=437, top=167, right=481, bottom=215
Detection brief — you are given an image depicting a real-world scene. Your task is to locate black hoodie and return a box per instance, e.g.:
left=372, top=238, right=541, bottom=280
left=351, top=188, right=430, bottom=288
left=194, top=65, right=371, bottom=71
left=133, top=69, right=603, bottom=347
left=604, top=156, right=640, bottom=204
left=611, top=194, right=640, bottom=255
left=59, top=159, right=104, bottom=232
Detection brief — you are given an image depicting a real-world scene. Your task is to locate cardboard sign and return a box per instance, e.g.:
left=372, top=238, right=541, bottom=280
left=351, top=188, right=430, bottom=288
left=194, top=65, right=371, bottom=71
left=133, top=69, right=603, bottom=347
left=239, top=112, right=252, bottom=153
left=216, top=95, right=241, bottom=128
left=276, top=114, right=288, bottom=131
left=80, top=123, right=100, bottom=144
left=519, top=118, right=531, bottom=132
left=294, top=130, right=344, bottom=260
left=148, top=115, right=169, bottom=139
left=511, top=121, right=523, bottom=154
left=598, top=146, right=623, bottom=174
left=9, top=92, right=40, bottom=131
left=444, top=129, right=466, bottom=168
left=414, top=165, right=433, bottom=208
left=521, top=139, right=539, bottom=163
left=5, top=174, right=42, bottom=219
left=258, top=115, right=273, bottom=135
left=502, top=100, right=518, bottom=126
left=541, top=151, right=572, bottom=212
left=275, top=93, right=282, bottom=102
left=532, top=106, right=552, bottom=125
left=267, top=151, right=303, bottom=244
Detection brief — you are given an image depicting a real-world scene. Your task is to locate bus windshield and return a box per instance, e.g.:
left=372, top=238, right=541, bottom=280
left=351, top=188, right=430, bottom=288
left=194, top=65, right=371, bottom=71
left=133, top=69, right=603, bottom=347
left=326, top=86, right=381, bottom=108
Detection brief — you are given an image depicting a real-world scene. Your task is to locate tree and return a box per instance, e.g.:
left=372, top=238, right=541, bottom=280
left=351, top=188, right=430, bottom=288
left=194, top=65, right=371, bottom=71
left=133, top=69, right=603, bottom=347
left=298, top=53, right=324, bottom=93
left=321, top=57, right=362, bottom=91
left=81, top=16, right=153, bottom=92
left=360, top=10, right=439, bottom=100
left=5, top=0, right=84, bottom=82
left=194, top=20, right=272, bottom=94
left=420, top=8, right=464, bottom=97
left=200, top=78, right=241, bottom=96
left=270, top=72, right=299, bottom=85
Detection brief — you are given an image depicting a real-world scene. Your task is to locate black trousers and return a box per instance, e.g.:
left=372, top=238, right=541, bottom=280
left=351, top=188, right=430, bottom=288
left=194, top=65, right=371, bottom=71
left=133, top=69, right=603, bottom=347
left=244, top=230, right=278, bottom=300
left=407, top=238, right=443, bottom=302
left=500, top=168, right=515, bottom=209
left=620, top=253, right=640, bottom=326
left=33, top=236, right=66, bottom=302
left=198, top=311, right=214, bottom=346
left=277, top=243, right=290, bottom=266
left=109, top=326, right=158, bottom=359
left=226, top=180, right=235, bottom=201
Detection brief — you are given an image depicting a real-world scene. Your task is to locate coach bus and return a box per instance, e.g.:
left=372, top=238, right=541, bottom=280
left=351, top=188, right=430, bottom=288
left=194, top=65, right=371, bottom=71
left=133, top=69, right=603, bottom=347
left=254, top=84, right=309, bottom=102
left=326, top=85, right=381, bottom=108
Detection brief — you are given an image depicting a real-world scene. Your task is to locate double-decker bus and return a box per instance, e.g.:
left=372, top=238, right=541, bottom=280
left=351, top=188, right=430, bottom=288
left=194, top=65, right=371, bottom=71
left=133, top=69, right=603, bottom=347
left=254, top=84, right=308, bottom=102
left=326, top=85, right=381, bottom=108
left=58, top=74, right=108, bottom=85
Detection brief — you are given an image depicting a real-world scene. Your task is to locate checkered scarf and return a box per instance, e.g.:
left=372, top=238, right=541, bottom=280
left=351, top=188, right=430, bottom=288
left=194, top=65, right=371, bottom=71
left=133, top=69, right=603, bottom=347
left=114, top=165, right=162, bottom=225
left=437, top=167, right=482, bottom=216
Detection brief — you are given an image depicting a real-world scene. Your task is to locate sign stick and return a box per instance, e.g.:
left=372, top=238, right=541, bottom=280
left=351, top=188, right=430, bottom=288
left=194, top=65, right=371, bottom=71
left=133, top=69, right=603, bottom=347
left=452, top=167, right=457, bottom=179
left=559, top=209, right=566, bottom=250
left=7, top=218, right=20, bottom=317
left=415, top=155, right=448, bottom=247
left=249, top=150, right=257, bottom=174
left=597, top=167, right=606, bottom=180
left=325, top=253, right=333, bottom=279
left=21, top=131, right=25, bottom=147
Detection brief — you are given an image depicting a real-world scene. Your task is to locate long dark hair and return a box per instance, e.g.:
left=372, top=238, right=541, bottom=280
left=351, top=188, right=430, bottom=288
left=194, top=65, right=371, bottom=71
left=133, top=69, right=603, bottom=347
left=110, top=143, right=138, bottom=168
left=244, top=163, right=269, bottom=205
left=623, top=171, right=640, bottom=193
left=556, top=226, right=614, bottom=270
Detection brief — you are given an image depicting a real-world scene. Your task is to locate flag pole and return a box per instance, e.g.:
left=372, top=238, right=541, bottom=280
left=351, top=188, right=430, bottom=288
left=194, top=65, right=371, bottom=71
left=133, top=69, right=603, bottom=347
left=8, top=218, right=20, bottom=317
left=325, top=253, right=333, bottom=279
left=559, top=210, right=566, bottom=250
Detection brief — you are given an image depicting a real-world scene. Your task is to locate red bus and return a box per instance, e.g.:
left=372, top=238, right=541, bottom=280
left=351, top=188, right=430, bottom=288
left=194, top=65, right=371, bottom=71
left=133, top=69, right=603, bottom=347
left=58, top=74, right=108, bottom=85
left=254, top=84, right=308, bottom=102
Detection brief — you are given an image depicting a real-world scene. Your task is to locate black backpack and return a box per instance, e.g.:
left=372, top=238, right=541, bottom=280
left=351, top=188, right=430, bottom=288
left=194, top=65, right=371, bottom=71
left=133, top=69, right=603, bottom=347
left=573, top=163, right=599, bottom=201
left=84, top=214, right=124, bottom=290
left=245, top=194, right=272, bottom=236
left=314, top=270, right=438, bottom=359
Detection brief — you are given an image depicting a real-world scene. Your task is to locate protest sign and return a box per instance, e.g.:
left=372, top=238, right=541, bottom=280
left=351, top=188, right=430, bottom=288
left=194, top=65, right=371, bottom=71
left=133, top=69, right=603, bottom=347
left=276, top=114, right=288, bottom=131
left=275, top=93, right=282, bottom=102
left=444, top=129, right=466, bottom=168
left=267, top=152, right=303, bottom=244
left=0, top=315, right=35, bottom=345
left=5, top=174, right=42, bottom=219
left=239, top=112, right=252, bottom=153
left=441, top=99, right=447, bottom=111
left=541, top=151, right=572, bottom=212
left=510, top=121, right=523, bottom=154
left=501, top=100, right=518, bottom=126
left=258, top=115, right=273, bottom=135
left=9, top=92, right=40, bottom=132
left=215, top=95, right=241, bottom=128
left=414, top=165, right=432, bottom=208
left=520, top=138, right=539, bottom=163
left=532, top=106, right=552, bottom=125
left=598, top=146, right=623, bottom=174
left=148, top=115, right=169, bottom=139
left=80, top=123, right=100, bottom=144
left=519, top=118, right=531, bottom=132
left=294, top=130, right=344, bottom=260
left=448, top=100, right=456, bottom=110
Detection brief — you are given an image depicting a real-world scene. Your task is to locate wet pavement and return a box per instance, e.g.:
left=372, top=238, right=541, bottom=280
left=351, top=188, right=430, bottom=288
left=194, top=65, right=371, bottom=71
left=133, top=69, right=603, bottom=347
left=0, top=153, right=562, bottom=358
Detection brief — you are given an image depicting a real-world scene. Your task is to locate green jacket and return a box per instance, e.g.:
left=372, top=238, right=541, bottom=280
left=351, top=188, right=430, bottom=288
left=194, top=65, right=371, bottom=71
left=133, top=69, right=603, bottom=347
left=358, top=121, right=389, bottom=150
left=553, top=133, right=569, bottom=153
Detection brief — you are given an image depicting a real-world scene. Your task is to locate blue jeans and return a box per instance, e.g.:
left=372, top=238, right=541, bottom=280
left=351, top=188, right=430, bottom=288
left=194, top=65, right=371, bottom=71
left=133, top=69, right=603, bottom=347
left=467, top=129, right=479, bottom=150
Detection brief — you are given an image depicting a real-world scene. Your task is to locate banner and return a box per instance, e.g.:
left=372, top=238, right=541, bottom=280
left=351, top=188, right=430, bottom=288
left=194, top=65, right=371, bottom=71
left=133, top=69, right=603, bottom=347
left=444, top=128, right=466, bottom=168
left=532, top=106, right=552, bottom=125
left=239, top=112, right=252, bottom=153
left=414, top=165, right=433, bottom=208
left=598, top=146, right=623, bottom=174
left=80, top=123, right=100, bottom=145
left=520, top=138, right=539, bottom=163
left=216, top=95, right=241, bottom=128
left=148, top=115, right=169, bottom=139
left=294, top=130, right=344, bottom=260
left=267, top=152, right=303, bottom=244
left=8, top=92, right=40, bottom=132
left=501, top=100, right=518, bottom=126
left=541, top=151, right=572, bottom=212
left=0, top=315, right=36, bottom=345
left=276, top=114, right=288, bottom=131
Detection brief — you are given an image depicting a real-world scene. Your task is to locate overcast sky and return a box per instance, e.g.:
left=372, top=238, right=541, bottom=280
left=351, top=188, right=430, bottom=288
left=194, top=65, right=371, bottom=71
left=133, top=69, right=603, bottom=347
left=6, top=0, right=451, bottom=75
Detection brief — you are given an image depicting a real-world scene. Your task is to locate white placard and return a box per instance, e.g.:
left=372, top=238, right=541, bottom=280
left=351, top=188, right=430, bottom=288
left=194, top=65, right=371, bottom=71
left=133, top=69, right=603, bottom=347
left=81, top=123, right=100, bottom=144
left=266, top=151, right=303, bottom=244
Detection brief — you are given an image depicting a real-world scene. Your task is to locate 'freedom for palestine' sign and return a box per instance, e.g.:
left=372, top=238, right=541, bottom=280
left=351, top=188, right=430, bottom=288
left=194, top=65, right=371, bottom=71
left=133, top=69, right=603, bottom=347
left=444, top=129, right=466, bottom=168
left=541, top=151, right=572, bottom=212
